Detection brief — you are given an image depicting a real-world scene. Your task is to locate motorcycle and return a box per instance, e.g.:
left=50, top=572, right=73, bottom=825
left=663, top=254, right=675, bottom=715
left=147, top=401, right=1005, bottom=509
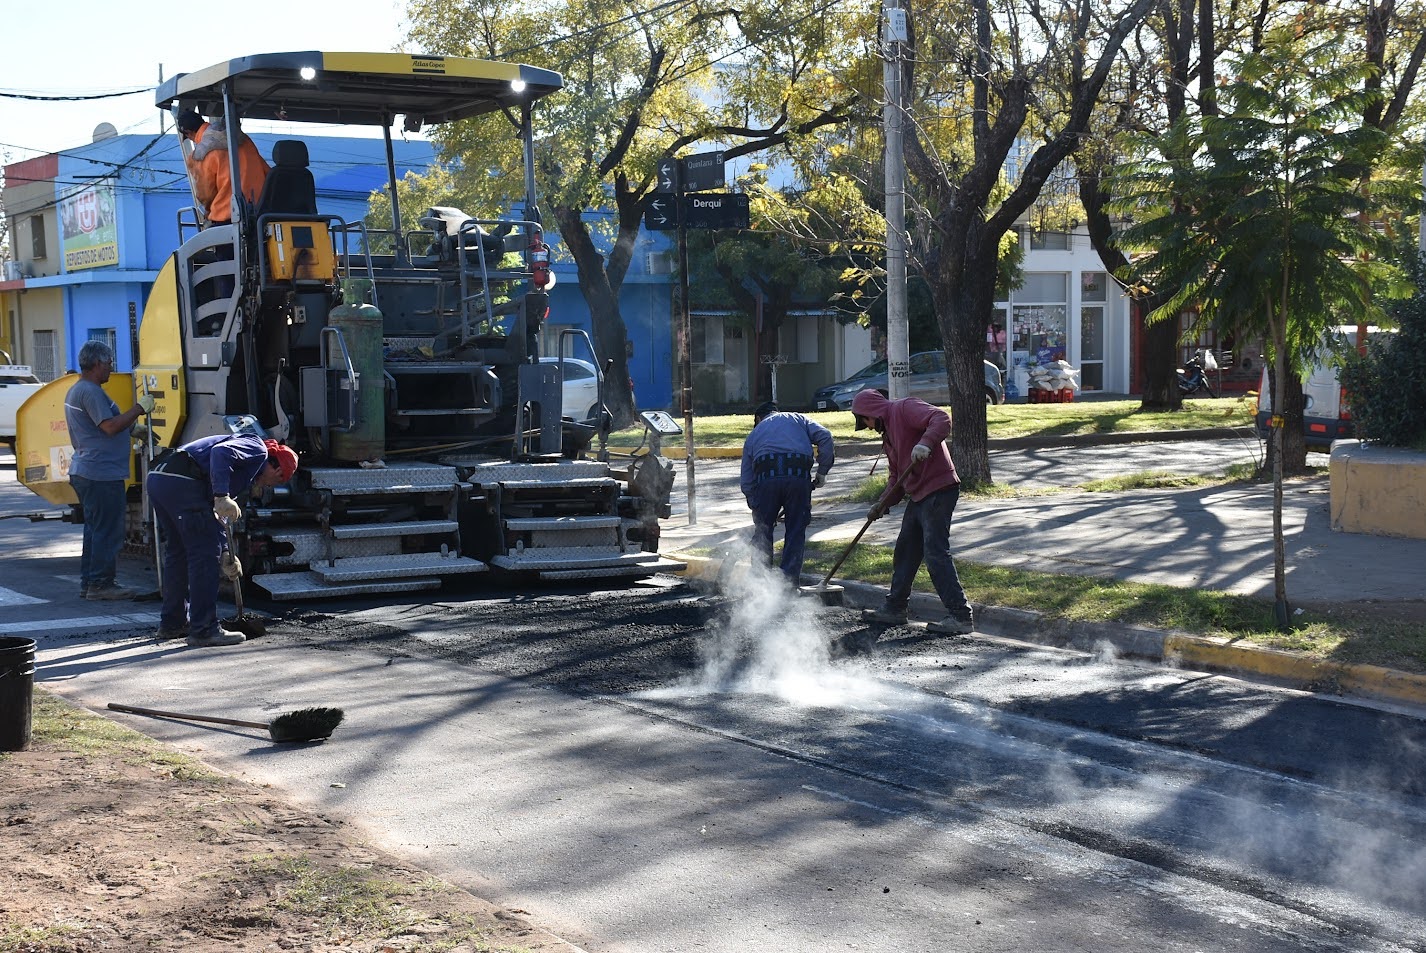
left=1177, top=349, right=1218, bottom=398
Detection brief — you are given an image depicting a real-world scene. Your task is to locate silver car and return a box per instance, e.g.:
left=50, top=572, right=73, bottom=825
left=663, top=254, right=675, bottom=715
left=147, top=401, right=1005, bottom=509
left=811, top=351, right=1005, bottom=410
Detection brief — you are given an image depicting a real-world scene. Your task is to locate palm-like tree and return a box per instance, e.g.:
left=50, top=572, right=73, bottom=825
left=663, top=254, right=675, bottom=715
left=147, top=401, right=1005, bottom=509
left=1115, top=27, right=1402, bottom=626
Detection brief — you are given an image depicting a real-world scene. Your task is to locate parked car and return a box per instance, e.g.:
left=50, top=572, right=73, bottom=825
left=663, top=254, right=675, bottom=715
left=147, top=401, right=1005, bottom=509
left=540, top=356, right=602, bottom=420
left=810, top=351, right=1004, bottom=411
left=0, top=364, right=43, bottom=446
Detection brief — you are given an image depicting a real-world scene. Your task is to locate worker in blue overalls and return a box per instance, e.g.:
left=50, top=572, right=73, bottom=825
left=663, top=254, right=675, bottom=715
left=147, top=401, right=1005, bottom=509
left=146, top=434, right=298, bottom=648
left=740, top=401, right=835, bottom=583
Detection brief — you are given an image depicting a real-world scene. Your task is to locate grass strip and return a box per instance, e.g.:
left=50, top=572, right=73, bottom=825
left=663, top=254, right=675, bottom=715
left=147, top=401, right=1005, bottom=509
left=607, top=399, right=1256, bottom=448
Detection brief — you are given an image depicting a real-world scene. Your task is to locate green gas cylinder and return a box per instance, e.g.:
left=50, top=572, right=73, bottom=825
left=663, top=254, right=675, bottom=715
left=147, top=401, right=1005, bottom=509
left=327, top=278, right=386, bottom=463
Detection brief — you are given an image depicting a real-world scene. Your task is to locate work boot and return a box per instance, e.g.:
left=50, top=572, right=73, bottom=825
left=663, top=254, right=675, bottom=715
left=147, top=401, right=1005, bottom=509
left=927, top=613, right=975, bottom=635
left=186, top=629, right=245, bottom=648
left=86, top=583, right=138, bottom=601
left=153, top=627, right=187, bottom=641
left=861, top=606, right=908, bottom=626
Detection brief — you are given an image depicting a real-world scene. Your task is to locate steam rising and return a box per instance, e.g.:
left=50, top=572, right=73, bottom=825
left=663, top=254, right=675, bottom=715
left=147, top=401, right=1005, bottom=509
left=670, top=540, right=890, bottom=707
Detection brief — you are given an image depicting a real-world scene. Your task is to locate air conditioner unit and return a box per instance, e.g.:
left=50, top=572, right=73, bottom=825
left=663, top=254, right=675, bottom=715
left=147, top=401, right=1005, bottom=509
left=646, top=251, right=673, bottom=275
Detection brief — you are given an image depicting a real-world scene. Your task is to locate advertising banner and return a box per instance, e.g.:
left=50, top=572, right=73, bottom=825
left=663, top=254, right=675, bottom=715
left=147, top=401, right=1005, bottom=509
left=61, top=182, right=118, bottom=271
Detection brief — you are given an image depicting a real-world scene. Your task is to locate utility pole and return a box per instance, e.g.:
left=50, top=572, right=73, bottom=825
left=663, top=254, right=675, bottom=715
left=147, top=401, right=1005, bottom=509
left=883, top=0, right=910, bottom=399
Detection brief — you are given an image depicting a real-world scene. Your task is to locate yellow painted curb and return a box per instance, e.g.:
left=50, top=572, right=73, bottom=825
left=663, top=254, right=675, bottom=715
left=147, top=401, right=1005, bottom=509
left=1167, top=635, right=1426, bottom=706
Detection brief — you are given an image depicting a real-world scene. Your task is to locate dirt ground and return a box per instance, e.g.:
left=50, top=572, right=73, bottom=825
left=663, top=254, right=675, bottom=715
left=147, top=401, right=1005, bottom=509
left=0, top=691, right=572, bottom=953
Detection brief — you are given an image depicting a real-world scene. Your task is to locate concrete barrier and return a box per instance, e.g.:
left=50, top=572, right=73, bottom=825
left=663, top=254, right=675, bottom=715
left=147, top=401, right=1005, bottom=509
left=1330, top=440, right=1426, bottom=540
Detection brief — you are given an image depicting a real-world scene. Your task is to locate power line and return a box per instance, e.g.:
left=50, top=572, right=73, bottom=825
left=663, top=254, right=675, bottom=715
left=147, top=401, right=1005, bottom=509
left=0, top=87, right=153, bottom=102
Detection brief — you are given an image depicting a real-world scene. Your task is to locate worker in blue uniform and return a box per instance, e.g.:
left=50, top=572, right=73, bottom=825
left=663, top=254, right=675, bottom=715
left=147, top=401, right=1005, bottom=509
left=146, top=433, right=298, bottom=647
left=739, top=401, right=835, bottom=583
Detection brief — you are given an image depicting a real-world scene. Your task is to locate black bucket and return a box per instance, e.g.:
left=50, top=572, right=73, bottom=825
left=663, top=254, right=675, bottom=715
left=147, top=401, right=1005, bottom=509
left=0, top=636, right=36, bottom=751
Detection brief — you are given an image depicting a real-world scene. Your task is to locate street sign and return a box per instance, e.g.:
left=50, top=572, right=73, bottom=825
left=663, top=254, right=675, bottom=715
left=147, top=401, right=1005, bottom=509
left=643, top=195, right=676, bottom=231
left=683, top=192, right=750, bottom=230
left=680, top=150, right=726, bottom=193
left=654, top=158, right=679, bottom=194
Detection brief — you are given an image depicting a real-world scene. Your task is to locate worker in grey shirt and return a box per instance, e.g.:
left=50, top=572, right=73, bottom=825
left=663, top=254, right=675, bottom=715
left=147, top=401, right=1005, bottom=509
left=64, top=340, right=153, bottom=599
left=740, top=401, right=834, bottom=582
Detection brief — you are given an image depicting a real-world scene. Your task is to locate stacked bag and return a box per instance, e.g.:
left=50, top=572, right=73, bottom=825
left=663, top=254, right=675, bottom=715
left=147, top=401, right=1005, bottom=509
left=1027, top=360, right=1080, bottom=403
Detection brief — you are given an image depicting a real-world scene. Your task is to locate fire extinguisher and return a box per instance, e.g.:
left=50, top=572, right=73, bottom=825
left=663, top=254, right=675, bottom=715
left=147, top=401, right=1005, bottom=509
left=530, top=228, right=551, bottom=290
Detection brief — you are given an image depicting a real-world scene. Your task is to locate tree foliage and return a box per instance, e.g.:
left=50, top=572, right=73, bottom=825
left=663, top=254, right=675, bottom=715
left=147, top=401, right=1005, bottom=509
left=1111, top=24, right=1411, bottom=624
left=400, top=0, right=867, bottom=423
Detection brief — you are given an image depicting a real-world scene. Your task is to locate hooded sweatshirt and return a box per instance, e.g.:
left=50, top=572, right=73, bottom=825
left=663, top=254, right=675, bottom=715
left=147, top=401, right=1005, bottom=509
left=850, top=389, right=959, bottom=505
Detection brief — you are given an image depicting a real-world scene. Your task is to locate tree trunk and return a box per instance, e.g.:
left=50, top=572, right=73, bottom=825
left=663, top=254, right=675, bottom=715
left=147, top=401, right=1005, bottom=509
left=552, top=206, right=635, bottom=427
left=931, top=242, right=994, bottom=488
left=1141, top=316, right=1183, bottom=410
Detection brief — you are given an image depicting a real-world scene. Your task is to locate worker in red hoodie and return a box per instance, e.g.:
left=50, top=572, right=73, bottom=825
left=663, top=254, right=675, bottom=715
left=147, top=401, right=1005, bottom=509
left=850, top=388, right=974, bottom=635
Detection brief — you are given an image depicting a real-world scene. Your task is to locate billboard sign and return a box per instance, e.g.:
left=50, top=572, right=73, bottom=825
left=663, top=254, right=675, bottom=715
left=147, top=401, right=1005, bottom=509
left=61, top=182, right=118, bottom=272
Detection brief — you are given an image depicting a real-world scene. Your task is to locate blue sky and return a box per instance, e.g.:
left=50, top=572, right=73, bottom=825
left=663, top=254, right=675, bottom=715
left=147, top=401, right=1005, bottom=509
left=1, top=0, right=415, bottom=161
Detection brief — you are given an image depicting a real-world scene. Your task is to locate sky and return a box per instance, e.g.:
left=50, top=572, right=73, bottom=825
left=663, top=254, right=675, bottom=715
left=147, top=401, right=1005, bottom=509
left=1, top=0, right=417, bottom=163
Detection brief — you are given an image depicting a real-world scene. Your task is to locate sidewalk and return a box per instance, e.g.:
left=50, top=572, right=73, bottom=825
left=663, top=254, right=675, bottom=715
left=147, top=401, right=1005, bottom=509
left=659, top=448, right=1426, bottom=711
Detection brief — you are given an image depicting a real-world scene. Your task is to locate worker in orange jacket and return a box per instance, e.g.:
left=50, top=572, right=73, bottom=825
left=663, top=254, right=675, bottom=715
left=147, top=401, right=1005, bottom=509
left=177, top=111, right=269, bottom=224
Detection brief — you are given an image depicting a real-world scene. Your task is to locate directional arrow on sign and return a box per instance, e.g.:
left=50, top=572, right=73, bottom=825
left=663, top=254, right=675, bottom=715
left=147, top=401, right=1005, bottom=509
left=644, top=195, right=676, bottom=231
left=655, top=158, right=679, bottom=194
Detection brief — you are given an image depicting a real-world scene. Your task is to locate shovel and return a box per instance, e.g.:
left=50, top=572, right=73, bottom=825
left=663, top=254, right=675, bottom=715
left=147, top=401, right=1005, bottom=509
left=108, top=702, right=343, bottom=744
left=800, top=461, right=918, bottom=607
left=222, top=520, right=267, bottom=639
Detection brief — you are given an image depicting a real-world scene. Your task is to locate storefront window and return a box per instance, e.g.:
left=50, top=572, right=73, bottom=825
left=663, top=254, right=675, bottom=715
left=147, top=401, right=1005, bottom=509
left=1013, top=305, right=1068, bottom=364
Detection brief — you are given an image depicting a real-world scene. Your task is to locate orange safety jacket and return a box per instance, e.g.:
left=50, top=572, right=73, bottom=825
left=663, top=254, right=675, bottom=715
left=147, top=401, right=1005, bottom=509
left=188, top=122, right=270, bottom=224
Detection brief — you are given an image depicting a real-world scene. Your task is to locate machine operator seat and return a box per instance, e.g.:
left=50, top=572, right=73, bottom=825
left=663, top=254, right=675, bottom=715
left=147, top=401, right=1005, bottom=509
left=255, top=140, right=317, bottom=218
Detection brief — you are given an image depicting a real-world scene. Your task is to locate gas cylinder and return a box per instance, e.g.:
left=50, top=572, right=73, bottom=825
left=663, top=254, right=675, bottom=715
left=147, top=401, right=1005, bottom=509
left=327, top=278, right=385, bottom=463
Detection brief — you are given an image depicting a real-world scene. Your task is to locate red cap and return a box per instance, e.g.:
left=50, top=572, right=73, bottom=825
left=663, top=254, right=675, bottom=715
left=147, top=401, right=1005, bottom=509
left=265, top=439, right=299, bottom=482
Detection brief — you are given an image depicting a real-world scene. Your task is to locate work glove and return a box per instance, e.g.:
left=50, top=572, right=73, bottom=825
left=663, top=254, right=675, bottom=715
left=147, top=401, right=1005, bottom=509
left=911, top=443, right=931, bottom=464
left=136, top=393, right=156, bottom=415
left=213, top=495, right=241, bottom=523
left=220, top=551, right=243, bottom=580
left=867, top=500, right=887, bottom=522
left=812, top=472, right=826, bottom=489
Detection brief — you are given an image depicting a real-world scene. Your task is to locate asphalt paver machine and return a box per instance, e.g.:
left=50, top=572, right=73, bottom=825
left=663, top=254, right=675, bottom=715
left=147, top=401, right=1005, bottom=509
left=134, top=51, right=680, bottom=598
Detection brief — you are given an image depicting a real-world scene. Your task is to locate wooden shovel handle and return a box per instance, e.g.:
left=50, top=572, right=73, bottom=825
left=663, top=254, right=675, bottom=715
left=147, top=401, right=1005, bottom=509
left=818, top=459, right=919, bottom=588
left=108, top=702, right=268, bottom=731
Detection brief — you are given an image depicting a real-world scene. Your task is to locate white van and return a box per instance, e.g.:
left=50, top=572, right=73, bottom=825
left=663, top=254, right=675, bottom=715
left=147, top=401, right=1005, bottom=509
left=1253, top=326, right=1392, bottom=450
left=0, top=364, right=43, bottom=446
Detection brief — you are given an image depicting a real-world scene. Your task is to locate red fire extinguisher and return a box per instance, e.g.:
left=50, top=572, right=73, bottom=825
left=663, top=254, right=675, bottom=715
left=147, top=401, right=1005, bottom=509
left=530, top=228, right=551, bottom=290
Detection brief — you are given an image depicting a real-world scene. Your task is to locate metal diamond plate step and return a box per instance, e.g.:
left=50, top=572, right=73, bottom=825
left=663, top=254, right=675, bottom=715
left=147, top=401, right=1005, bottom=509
left=490, top=550, right=680, bottom=572
left=310, top=553, right=488, bottom=582
left=537, top=557, right=687, bottom=580
left=493, top=478, right=618, bottom=491
left=503, top=516, right=622, bottom=531
left=306, top=462, right=459, bottom=495
left=253, top=571, right=443, bottom=600
left=329, top=520, right=459, bottom=539
left=443, top=459, right=611, bottom=482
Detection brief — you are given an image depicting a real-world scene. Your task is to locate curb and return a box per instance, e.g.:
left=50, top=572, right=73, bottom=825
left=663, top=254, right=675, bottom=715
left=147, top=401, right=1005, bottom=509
left=671, top=553, right=1426, bottom=711
left=643, top=427, right=1258, bottom=460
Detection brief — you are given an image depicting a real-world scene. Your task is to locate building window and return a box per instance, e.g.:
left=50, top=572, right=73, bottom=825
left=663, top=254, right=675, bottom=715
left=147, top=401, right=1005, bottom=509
left=31, top=330, right=58, bottom=380
left=690, top=313, right=724, bottom=365
left=30, top=216, right=47, bottom=260
left=1026, top=227, right=1070, bottom=251
left=1081, top=271, right=1107, bottom=302
left=1011, top=272, right=1069, bottom=369
left=88, top=327, right=118, bottom=359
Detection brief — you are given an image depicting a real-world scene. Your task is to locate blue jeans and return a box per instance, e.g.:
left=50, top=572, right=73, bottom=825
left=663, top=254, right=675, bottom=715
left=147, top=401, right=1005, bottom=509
left=886, top=484, right=971, bottom=617
left=71, top=475, right=127, bottom=591
left=147, top=471, right=225, bottom=638
left=748, top=475, right=813, bottom=581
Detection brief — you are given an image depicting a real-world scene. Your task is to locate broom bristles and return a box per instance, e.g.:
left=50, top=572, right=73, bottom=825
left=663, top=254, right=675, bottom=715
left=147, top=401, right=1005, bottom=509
left=268, top=706, right=345, bottom=743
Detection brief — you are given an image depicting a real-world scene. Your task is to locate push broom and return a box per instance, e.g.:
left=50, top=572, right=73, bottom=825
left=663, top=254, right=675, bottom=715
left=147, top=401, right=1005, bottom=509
left=107, top=702, right=344, bottom=744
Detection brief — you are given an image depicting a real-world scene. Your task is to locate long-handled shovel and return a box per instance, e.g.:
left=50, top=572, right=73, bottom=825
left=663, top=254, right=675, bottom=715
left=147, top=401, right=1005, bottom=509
left=107, top=702, right=344, bottom=744
left=223, top=521, right=267, bottom=639
left=800, top=461, right=918, bottom=607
